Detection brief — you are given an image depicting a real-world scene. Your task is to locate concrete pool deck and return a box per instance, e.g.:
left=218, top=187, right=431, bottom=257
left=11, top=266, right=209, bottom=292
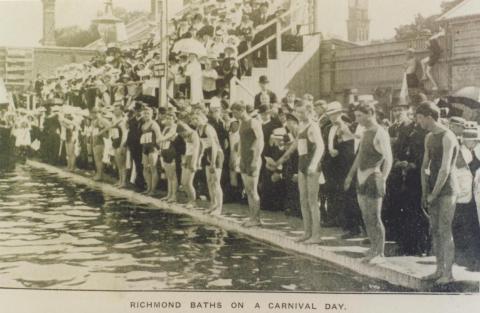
left=27, top=160, right=480, bottom=292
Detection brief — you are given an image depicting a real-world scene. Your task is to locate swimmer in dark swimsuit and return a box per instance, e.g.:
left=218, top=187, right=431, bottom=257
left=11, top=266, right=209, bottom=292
left=232, top=102, right=265, bottom=227
left=107, top=104, right=128, bottom=188
left=421, top=31, right=444, bottom=91
left=89, top=108, right=111, bottom=181
left=59, top=113, right=79, bottom=172
left=178, top=121, right=201, bottom=209
left=140, top=107, right=162, bottom=195
left=345, top=101, right=393, bottom=265
left=191, top=111, right=224, bottom=215
left=159, top=112, right=179, bottom=203
left=276, top=101, right=324, bottom=241
left=417, top=101, right=459, bottom=285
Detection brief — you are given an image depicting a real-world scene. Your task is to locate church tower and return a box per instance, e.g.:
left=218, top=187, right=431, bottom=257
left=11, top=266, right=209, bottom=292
left=41, top=0, right=56, bottom=46
left=347, top=0, right=370, bottom=42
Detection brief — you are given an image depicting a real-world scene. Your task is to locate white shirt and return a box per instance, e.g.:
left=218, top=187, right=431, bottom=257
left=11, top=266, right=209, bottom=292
left=13, top=127, right=31, bottom=147
left=185, top=60, right=204, bottom=104
left=202, top=68, right=218, bottom=92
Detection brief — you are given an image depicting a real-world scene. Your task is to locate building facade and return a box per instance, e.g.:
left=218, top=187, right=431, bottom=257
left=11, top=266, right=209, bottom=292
left=0, top=46, right=96, bottom=91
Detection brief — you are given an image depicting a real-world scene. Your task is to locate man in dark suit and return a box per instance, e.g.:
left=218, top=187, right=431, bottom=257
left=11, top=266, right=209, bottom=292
left=254, top=75, right=278, bottom=110
left=251, top=2, right=275, bottom=66
left=251, top=2, right=270, bottom=27
left=126, top=102, right=145, bottom=190
left=324, top=102, right=361, bottom=237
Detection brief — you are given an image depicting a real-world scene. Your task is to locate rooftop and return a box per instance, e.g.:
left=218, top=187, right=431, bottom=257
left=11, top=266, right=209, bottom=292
left=438, top=0, right=480, bottom=21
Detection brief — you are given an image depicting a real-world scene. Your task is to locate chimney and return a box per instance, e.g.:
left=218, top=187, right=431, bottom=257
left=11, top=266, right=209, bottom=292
left=42, top=0, right=56, bottom=46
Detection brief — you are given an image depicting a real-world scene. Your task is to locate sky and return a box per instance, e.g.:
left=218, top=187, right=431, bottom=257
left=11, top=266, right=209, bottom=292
left=0, top=0, right=448, bottom=47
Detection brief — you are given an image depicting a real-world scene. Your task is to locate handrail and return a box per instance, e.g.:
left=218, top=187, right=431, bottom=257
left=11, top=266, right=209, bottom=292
left=286, top=34, right=318, bottom=68
left=237, top=19, right=297, bottom=61
left=237, top=3, right=303, bottom=61
left=232, top=76, right=255, bottom=98
left=249, top=1, right=303, bottom=43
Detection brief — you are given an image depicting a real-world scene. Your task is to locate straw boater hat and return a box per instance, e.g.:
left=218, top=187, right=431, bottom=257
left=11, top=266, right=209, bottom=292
left=463, top=127, right=480, bottom=145
left=325, top=101, right=344, bottom=116
left=449, top=116, right=466, bottom=127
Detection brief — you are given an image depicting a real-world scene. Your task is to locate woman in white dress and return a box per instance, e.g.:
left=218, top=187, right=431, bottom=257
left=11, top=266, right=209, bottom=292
left=185, top=53, right=204, bottom=105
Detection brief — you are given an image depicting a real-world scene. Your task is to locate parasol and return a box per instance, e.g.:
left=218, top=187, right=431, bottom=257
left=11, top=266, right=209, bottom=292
left=447, top=86, right=480, bottom=108
left=172, top=38, right=207, bottom=56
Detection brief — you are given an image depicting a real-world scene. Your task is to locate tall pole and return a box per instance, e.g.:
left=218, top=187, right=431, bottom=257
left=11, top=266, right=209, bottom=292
left=312, top=0, right=320, bottom=34
left=157, top=0, right=168, bottom=107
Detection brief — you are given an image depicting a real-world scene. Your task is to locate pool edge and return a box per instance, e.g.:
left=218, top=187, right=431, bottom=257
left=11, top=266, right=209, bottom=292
left=27, top=159, right=433, bottom=292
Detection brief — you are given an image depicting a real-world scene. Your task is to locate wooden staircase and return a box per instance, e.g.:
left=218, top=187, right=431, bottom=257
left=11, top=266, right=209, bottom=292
left=231, top=1, right=321, bottom=105
left=233, top=34, right=321, bottom=104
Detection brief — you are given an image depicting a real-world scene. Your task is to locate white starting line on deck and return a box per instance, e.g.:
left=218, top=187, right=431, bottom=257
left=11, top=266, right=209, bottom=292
left=28, top=160, right=432, bottom=291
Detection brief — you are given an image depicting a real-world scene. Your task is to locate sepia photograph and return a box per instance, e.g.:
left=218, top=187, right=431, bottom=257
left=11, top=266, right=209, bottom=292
left=0, top=0, right=480, bottom=312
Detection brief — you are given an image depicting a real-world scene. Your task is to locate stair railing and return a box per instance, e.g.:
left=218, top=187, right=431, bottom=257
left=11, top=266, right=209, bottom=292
left=230, top=76, right=255, bottom=103
left=230, top=2, right=305, bottom=102
left=237, top=2, right=304, bottom=61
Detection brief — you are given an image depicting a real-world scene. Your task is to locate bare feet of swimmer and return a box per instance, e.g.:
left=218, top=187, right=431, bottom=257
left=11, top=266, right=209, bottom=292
left=304, top=236, right=323, bottom=245
left=435, top=275, right=454, bottom=285
left=361, top=254, right=386, bottom=265
left=210, top=208, right=222, bottom=215
left=295, top=234, right=311, bottom=242
left=366, top=255, right=386, bottom=265
left=423, top=271, right=443, bottom=281
left=242, top=219, right=262, bottom=227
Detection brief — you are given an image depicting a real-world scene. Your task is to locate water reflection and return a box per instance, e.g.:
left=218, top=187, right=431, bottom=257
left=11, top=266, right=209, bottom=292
left=0, top=166, right=404, bottom=291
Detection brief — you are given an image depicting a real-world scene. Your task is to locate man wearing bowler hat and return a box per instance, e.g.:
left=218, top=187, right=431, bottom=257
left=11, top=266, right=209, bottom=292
left=254, top=75, right=277, bottom=110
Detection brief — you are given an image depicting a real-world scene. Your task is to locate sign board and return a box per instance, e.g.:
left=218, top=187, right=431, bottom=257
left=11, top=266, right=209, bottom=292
left=153, top=63, right=166, bottom=78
